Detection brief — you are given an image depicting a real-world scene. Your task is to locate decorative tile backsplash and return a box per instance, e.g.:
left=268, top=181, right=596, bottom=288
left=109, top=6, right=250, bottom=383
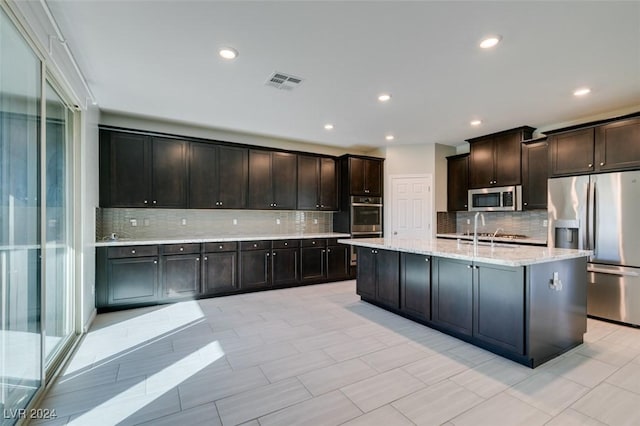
left=97, top=208, right=334, bottom=241
left=437, top=210, right=549, bottom=241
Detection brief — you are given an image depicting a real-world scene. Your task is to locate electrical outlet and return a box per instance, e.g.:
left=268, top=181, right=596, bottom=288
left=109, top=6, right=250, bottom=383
left=130, top=219, right=137, bottom=227
left=181, top=218, right=187, bottom=226
left=313, top=219, right=318, bottom=224
left=233, top=219, right=238, bottom=225
left=466, top=219, right=471, bottom=225
left=276, top=218, right=281, bottom=225
left=543, top=219, right=548, bottom=227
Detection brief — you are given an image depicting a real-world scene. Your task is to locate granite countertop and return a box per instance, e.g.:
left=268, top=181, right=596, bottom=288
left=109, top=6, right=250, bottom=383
left=339, top=237, right=591, bottom=267
left=95, top=232, right=351, bottom=247
left=436, top=233, right=547, bottom=246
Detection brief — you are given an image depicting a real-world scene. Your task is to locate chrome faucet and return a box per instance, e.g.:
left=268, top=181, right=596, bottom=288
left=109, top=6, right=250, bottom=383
left=491, top=227, right=504, bottom=248
left=473, top=212, right=485, bottom=253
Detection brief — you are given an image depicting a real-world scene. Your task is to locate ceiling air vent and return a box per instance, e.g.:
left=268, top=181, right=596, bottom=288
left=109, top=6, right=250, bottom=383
left=265, top=72, right=303, bottom=91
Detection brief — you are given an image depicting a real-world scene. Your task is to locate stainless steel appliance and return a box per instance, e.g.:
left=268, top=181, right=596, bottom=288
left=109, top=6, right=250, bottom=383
left=548, top=171, right=640, bottom=326
left=350, top=196, right=382, bottom=234
left=468, top=185, right=522, bottom=212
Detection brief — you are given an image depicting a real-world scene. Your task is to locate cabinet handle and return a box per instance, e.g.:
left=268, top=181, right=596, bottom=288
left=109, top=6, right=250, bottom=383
left=273, top=252, right=277, bottom=256
left=153, top=200, right=157, bottom=204
left=219, top=245, right=223, bottom=249
left=196, top=258, right=200, bottom=261
left=467, top=264, right=472, bottom=269
left=153, top=260, right=157, bottom=264
left=284, top=242, right=288, bottom=246
left=327, top=249, right=331, bottom=253
left=425, top=258, right=429, bottom=262
left=320, top=205, right=324, bottom=208
left=322, top=250, right=326, bottom=253
left=588, top=164, right=593, bottom=168
left=316, top=204, right=320, bottom=208
left=464, top=204, right=468, bottom=208
left=266, top=253, right=270, bottom=257
left=219, top=201, right=223, bottom=206
left=524, top=202, right=528, bottom=206
left=204, top=256, right=208, bottom=261
left=131, top=249, right=136, bottom=254
left=143, top=200, right=148, bottom=204
left=600, top=162, right=605, bottom=166
left=312, top=241, right=316, bottom=245
left=253, top=244, right=257, bottom=247
left=179, top=247, right=184, bottom=251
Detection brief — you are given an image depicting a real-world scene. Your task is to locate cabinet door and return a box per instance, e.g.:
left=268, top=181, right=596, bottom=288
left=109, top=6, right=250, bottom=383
left=432, top=258, right=473, bottom=336
left=240, top=249, right=270, bottom=289
left=203, top=251, right=238, bottom=294
left=356, top=248, right=376, bottom=299
left=301, top=247, right=325, bottom=281
left=494, top=133, right=522, bottom=186
left=105, top=132, right=150, bottom=207
left=218, top=145, right=248, bottom=208
left=189, top=142, right=218, bottom=208
left=319, top=157, right=338, bottom=210
left=549, top=128, right=595, bottom=176
left=473, top=263, right=525, bottom=354
left=349, top=157, right=366, bottom=195
left=401, top=253, right=431, bottom=321
left=469, top=138, right=495, bottom=188
left=326, top=245, right=349, bottom=280
left=364, top=159, right=382, bottom=196
left=376, top=249, right=400, bottom=309
left=297, top=155, right=319, bottom=210
left=272, top=248, right=299, bottom=286
left=522, top=141, right=548, bottom=210
left=248, top=150, right=273, bottom=208
left=151, top=137, right=187, bottom=207
left=108, top=257, right=158, bottom=305
left=596, top=117, right=640, bottom=172
left=272, top=152, right=297, bottom=209
left=162, top=254, right=200, bottom=298
left=447, top=154, right=469, bottom=211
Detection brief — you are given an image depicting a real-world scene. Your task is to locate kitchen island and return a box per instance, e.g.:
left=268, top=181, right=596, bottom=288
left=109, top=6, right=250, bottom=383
left=338, top=237, right=591, bottom=368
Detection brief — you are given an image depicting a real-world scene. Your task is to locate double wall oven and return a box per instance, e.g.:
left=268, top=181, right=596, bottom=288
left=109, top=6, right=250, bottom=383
left=349, top=196, right=382, bottom=265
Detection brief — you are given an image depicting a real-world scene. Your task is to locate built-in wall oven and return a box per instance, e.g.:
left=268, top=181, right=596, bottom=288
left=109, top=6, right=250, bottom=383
left=349, top=196, right=383, bottom=265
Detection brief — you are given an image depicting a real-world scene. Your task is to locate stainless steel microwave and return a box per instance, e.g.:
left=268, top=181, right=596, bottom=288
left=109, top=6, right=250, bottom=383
left=468, top=185, right=522, bottom=212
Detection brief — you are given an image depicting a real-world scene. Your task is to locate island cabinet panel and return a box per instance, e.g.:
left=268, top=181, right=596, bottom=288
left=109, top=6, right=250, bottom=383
left=432, top=257, right=473, bottom=336
left=355, top=247, right=400, bottom=309
left=548, top=128, right=595, bottom=176
left=596, top=117, right=640, bottom=172
left=356, top=248, right=377, bottom=300
left=400, top=253, right=431, bottom=321
left=473, top=263, right=525, bottom=355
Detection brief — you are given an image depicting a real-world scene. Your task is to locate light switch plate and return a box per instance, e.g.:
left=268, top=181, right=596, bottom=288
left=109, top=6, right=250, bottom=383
left=130, top=219, right=137, bottom=227
left=233, top=219, right=238, bottom=225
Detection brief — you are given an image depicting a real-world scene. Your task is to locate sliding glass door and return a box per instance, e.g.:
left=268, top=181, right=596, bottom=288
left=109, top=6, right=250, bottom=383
left=0, top=7, right=43, bottom=423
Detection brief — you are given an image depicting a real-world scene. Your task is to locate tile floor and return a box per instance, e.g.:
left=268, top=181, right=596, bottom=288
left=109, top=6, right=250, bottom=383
left=35, top=280, right=640, bottom=425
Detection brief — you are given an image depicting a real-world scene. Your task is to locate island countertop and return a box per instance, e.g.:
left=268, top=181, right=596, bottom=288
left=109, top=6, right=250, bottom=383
left=338, top=237, right=591, bottom=267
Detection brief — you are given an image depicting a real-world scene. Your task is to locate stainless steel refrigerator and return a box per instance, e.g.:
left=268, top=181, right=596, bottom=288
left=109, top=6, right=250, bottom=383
left=548, top=171, right=640, bottom=326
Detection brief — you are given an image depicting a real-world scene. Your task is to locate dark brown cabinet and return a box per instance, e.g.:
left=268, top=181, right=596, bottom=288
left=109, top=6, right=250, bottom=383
left=301, top=239, right=326, bottom=282
left=239, top=240, right=271, bottom=289
left=161, top=244, right=201, bottom=299
left=101, top=245, right=159, bottom=307
left=468, top=127, right=534, bottom=189
left=356, top=247, right=399, bottom=309
left=297, top=155, right=338, bottom=210
left=326, top=242, right=349, bottom=280
left=596, top=117, right=640, bottom=172
left=272, top=240, right=299, bottom=286
left=99, top=131, right=187, bottom=208
left=348, top=157, right=383, bottom=196
left=248, top=150, right=297, bottom=209
left=202, top=242, right=238, bottom=295
left=189, top=143, right=248, bottom=209
left=521, top=139, right=548, bottom=210
left=432, top=257, right=473, bottom=336
left=401, top=253, right=431, bottom=321
left=473, top=262, right=525, bottom=355
left=548, top=128, right=595, bottom=176
left=446, top=153, right=469, bottom=211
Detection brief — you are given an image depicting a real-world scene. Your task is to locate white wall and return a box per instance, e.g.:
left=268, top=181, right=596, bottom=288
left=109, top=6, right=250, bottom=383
left=79, top=105, right=99, bottom=330
left=100, top=110, right=370, bottom=157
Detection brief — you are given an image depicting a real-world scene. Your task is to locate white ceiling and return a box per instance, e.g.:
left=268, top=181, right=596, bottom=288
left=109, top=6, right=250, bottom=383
left=48, top=1, right=640, bottom=149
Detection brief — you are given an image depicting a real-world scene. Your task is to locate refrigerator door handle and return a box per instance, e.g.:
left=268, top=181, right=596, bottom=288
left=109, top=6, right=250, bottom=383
left=586, top=179, right=595, bottom=251
left=588, top=266, right=640, bottom=277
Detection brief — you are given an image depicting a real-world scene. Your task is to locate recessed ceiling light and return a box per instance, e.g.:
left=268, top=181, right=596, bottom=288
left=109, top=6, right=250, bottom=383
left=479, top=35, right=502, bottom=49
left=470, top=120, right=482, bottom=126
left=385, top=135, right=395, bottom=141
left=219, top=47, right=238, bottom=60
left=573, top=87, right=591, bottom=97
left=378, top=93, right=392, bottom=102
left=324, top=123, right=334, bottom=130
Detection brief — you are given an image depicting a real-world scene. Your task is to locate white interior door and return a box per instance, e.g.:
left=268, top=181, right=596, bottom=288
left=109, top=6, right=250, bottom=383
left=391, top=175, right=432, bottom=239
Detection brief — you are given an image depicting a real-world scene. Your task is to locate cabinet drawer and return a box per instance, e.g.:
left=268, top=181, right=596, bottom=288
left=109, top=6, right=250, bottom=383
left=108, top=245, right=158, bottom=259
left=272, top=239, right=300, bottom=249
left=161, top=243, right=201, bottom=255
left=204, top=241, right=238, bottom=252
left=301, top=238, right=326, bottom=248
left=240, top=240, right=271, bottom=251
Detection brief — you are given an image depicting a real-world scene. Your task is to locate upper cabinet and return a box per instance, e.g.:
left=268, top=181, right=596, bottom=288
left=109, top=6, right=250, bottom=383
left=100, top=130, right=187, bottom=208
left=467, top=126, right=535, bottom=189
left=446, top=153, right=469, bottom=211
left=548, top=115, right=640, bottom=177
left=521, top=138, right=548, bottom=210
left=347, top=156, right=383, bottom=196
left=297, top=155, right=338, bottom=211
left=189, top=143, right=248, bottom=209
left=248, top=150, right=297, bottom=209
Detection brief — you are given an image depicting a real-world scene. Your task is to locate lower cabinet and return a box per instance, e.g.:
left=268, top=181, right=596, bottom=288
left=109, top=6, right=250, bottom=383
left=101, top=245, right=159, bottom=307
left=326, top=242, right=349, bottom=280
left=400, top=253, right=431, bottom=321
left=239, top=241, right=271, bottom=289
left=432, top=257, right=474, bottom=336
left=202, top=242, right=238, bottom=295
left=356, top=247, right=400, bottom=309
left=161, top=244, right=201, bottom=299
left=272, top=240, right=299, bottom=286
left=301, top=239, right=350, bottom=283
